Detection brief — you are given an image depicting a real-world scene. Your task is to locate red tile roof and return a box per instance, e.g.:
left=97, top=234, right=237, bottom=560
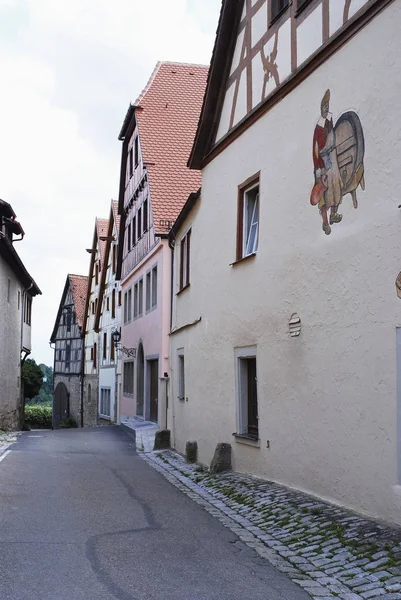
left=135, top=62, right=208, bottom=234
left=69, top=274, right=88, bottom=329
left=96, top=218, right=109, bottom=265
left=112, top=200, right=120, bottom=239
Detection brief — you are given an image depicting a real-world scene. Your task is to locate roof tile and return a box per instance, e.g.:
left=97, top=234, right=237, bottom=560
left=69, top=274, right=88, bottom=329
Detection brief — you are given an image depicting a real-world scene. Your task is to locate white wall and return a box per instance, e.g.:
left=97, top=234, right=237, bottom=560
left=170, top=2, right=401, bottom=525
left=0, top=256, right=23, bottom=428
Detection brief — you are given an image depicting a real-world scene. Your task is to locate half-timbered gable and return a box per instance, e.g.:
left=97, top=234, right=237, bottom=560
left=50, top=274, right=86, bottom=427
left=189, top=0, right=391, bottom=167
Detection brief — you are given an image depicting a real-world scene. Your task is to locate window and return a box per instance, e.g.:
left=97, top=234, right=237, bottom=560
left=110, top=336, right=115, bottom=361
left=235, top=347, right=258, bottom=439
left=90, top=347, right=94, bottom=360
left=151, top=266, right=157, bottom=309
left=179, top=230, right=191, bottom=291
left=127, top=223, right=131, bottom=251
left=7, top=278, right=10, bottom=303
left=112, top=289, right=116, bottom=319
left=123, top=361, right=134, bottom=395
left=100, top=388, right=111, bottom=418
left=91, top=301, right=95, bottom=315
left=93, top=342, right=97, bottom=368
left=18, top=290, right=20, bottom=310
left=103, top=332, right=107, bottom=360
left=236, top=177, right=259, bottom=261
left=58, top=350, right=62, bottom=361
left=127, top=288, right=132, bottom=322
left=143, top=199, right=148, bottom=232
left=105, top=297, right=109, bottom=311
left=137, top=208, right=142, bottom=240
left=95, top=263, right=99, bottom=285
left=129, top=147, right=133, bottom=178
left=134, top=136, right=139, bottom=167
left=146, top=271, right=151, bottom=312
left=124, top=292, right=128, bottom=323
left=134, top=283, right=138, bottom=319
left=24, top=295, right=32, bottom=325
left=297, top=0, right=312, bottom=13
left=132, top=216, right=136, bottom=246
left=112, top=245, right=116, bottom=274
left=66, top=308, right=71, bottom=332
left=138, top=278, right=143, bottom=317
left=95, top=298, right=98, bottom=314
left=75, top=349, right=79, bottom=361
left=271, top=0, right=289, bottom=21
left=178, top=350, right=185, bottom=401
left=118, top=290, right=122, bottom=306
left=66, top=343, right=71, bottom=370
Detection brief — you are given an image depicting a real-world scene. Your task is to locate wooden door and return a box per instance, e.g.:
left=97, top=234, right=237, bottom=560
left=149, top=360, right=159, bottom=423
left=53, top=382, right=69, bottom=428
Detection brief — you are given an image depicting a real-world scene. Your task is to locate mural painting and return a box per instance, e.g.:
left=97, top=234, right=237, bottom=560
left=310, top=90, right=365, bottom=235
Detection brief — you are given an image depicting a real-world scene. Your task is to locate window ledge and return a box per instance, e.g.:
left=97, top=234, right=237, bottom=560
left=230, top=253, right=257, bottom=267
left=177, top=283, right=190, bottom=296
left=233, top=433, right=260, bottom=447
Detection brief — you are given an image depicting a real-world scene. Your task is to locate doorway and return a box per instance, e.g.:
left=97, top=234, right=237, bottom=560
left=136, top=343, right=144, bottom=417
left=53, top=382, right=69, bottom=428
left=148, top=359, right=159, bottom=423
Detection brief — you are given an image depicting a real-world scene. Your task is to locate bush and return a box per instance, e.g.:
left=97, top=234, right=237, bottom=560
left=24, top=404, right=52, bottom=429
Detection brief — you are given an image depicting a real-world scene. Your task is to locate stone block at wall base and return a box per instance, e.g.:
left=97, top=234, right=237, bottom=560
left=154, top=430, right=171, bottom=450
left=185, top=441, right=198, bottom=463
left=210, top=443, right=232, bottom=474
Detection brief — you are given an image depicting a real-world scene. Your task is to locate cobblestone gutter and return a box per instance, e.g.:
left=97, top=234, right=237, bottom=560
left=0, top=431, right=19, bottom=457
left=140, top=449, right=401, bottom=600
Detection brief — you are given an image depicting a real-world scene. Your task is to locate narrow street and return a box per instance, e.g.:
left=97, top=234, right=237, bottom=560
left=0, top=427, right=309, bottom=600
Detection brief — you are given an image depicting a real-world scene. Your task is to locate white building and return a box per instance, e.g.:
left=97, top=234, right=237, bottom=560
left=0, top=199, right=41, bottom=429
left=82, top=216, right=109, bottom=426
left=94, top=200, right=122, bottom=423
left=169, top=0, right=401, bottom=526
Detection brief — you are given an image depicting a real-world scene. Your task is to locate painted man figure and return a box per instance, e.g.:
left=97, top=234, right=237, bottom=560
left=311, top=90, right=342, bottom=235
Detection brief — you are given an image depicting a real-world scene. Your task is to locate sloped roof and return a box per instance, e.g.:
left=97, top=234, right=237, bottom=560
left=188, top=1, right=242, bottom=169
left=69, top=274, right=88, bottom=329
left=112, top=200, right=120, bottom=239
left=97, top=218, right=109, bottom=264
left=135, top=62, right=208, bottom=233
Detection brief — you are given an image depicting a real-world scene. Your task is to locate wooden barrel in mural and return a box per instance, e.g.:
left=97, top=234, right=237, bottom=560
left=335, top=111, right=365, bottom=197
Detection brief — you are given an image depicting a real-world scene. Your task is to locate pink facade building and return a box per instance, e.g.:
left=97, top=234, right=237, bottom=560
left=116, top=62, right=207, bottom=426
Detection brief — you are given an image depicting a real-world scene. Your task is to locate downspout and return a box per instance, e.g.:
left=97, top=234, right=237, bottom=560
left=168, top=233, right=176, bottom=443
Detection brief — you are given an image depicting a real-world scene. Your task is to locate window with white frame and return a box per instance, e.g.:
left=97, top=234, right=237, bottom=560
left=138, top=278, right=143, bottom=317
left=177, top=349, right=185, bottom=401
left=235, top=346, right=259, bottom=439
left=123, top=291, right=128, bottom=323
left=127, top=288, right=132, bottom=322
left=134, top=282, right=138, bottom=319
left=145, top=271, right=151, bottom=312
left=179, top=230, right=191, bottom=291
left=123, top=361, right=134, bottom=395
left=236, top=176, right=259, bottom=261
left=151, top=266, right=157, bottom=309
left=100, top=387, right=111, bottom=418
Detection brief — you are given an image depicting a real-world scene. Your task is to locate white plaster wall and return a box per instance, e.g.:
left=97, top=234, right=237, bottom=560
left=171, top=2, right=401, bottom=525
left=0, top=257, right=22, bottom=428
left=216, top=83, right=235, bottom=142
left=233, top=71, right=247, bottom=128
left=252, top=1, right=267, bottom=47
left=297, top=5, right=323, bottom=67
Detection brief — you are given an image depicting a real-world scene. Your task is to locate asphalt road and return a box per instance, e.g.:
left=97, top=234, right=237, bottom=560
left=0, top=427, right=309, bottom=600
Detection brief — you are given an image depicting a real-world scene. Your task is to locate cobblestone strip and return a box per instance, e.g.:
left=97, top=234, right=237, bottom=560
left=0, top=431, right=19, bottom=458
left=138, top=449, right=401, bottom=600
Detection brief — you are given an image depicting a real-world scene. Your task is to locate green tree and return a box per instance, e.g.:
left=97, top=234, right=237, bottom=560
left=22, top=358, right=44, bottom=400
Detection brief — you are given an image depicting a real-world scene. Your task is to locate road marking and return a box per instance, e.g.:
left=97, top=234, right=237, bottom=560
left=28, top=435, right=44, bottom=438
left=0, top=450, right=11, bottom=463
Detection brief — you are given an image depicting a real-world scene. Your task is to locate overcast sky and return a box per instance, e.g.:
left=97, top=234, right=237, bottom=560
left=0, top=0, right=221, bottom=366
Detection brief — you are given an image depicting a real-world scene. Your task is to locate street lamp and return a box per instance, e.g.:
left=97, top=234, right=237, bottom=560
left=111, top=329, right=136, bottom=358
